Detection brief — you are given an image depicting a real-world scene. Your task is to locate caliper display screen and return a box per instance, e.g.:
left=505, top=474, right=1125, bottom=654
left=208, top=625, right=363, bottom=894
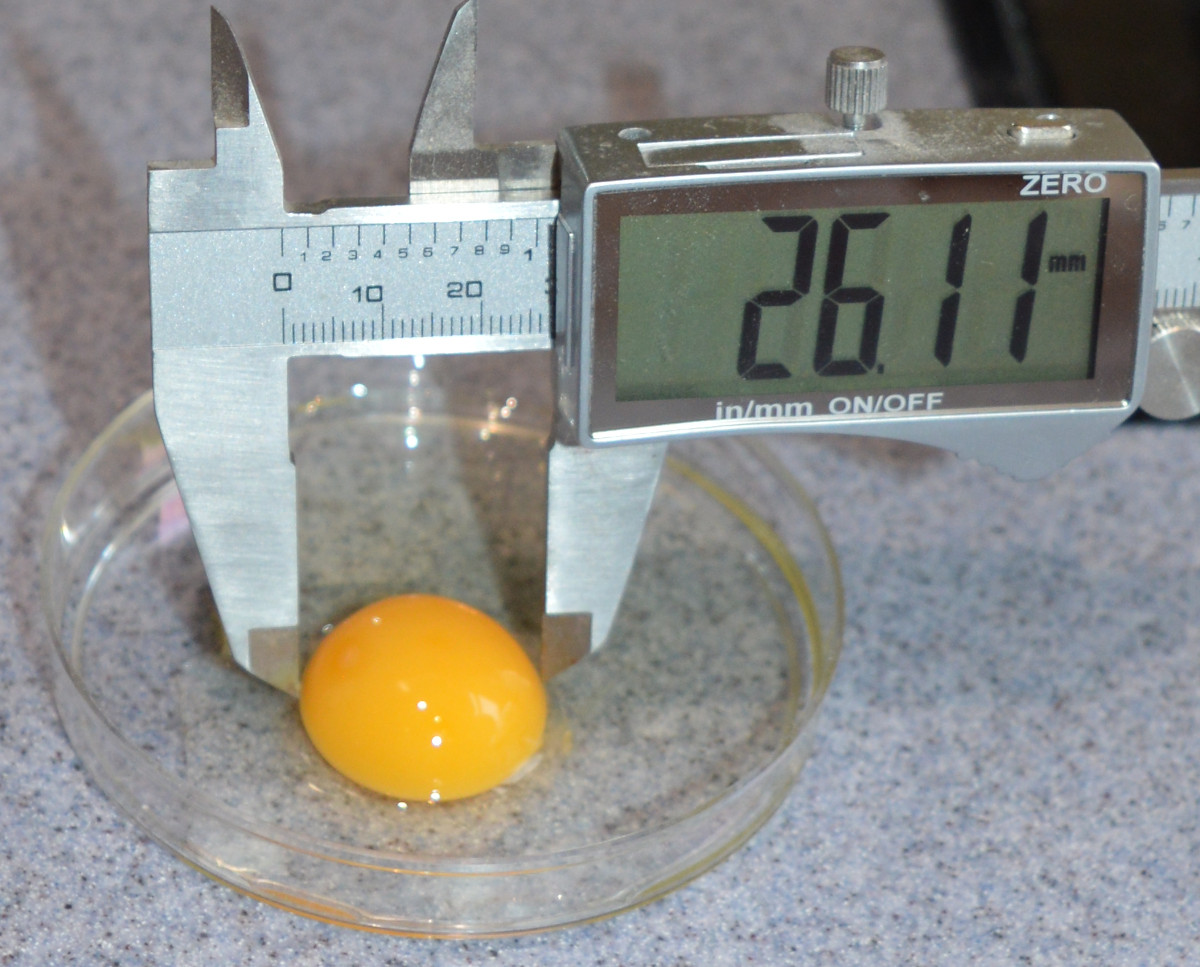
left=616, top=196, right=1106, bottom=399
left=587, top=172, right=1147, bottom=435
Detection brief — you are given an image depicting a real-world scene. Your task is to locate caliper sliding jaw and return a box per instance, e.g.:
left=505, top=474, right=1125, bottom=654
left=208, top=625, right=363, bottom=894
left=149, top=1, right=666, bottom=693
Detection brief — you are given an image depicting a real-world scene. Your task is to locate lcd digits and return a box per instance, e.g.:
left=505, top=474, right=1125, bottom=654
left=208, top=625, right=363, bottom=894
left=736, top=206, right=1058, bottom=384
left=612, top=193, right=1109, bottom=403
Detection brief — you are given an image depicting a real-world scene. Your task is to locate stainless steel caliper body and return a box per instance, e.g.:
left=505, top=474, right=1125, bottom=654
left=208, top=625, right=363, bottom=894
left=153, top=3, right=1196, bottom=695
left=150, top=2, right=660, bottom=691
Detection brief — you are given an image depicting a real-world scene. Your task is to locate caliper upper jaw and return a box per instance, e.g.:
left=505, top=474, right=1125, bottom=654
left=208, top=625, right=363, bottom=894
left=149, top=10, right=286, bottom=233
left=408, top=0, right=555, bottom=198
left=150, top=10, right=300, bottom=694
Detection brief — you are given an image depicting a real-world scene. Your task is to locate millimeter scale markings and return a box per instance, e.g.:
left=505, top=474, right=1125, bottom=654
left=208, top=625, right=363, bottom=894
left=1155, top=283, right=1200, bottom=310
left=283, top=219, right=536, bottom=252
left=1156, top=192, right=1200, bottom=310
left=259, top=215, right=552, bottom=348
left=283, top=311, right=547, bottom=345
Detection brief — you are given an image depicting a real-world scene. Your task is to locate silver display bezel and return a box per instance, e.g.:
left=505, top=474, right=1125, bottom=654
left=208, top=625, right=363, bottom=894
left=581, top=164, right=1147, bottom=440
left=556, top=109, right=1159, bottom=477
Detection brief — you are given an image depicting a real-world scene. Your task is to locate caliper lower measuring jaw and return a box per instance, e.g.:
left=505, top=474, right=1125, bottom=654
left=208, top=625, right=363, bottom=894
left=151, top=2, right=659, bottom=692
left=152, top=3, right=1187, bottom=695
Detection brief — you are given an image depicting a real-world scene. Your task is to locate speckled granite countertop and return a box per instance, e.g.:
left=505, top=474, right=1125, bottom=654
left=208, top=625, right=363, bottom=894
left=1, top=1, right=1196, bottom=963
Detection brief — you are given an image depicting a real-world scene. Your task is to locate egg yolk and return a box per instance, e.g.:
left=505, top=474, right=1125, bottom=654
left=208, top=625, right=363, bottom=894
left=299, top=594, right=547, bottom=802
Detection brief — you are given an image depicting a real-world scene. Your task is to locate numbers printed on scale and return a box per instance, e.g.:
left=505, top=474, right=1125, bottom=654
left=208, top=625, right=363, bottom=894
left=261, top=220, right=546, bottom=346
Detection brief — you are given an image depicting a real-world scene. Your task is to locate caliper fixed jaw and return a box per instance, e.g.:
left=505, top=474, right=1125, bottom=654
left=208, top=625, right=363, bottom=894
left=151, top=2, right=640, bottom=693
left=150, top=10, right=300, bottom=692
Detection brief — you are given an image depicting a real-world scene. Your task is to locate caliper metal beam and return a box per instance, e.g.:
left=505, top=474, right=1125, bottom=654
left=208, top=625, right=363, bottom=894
left=150, top=3, right=662, bottom=690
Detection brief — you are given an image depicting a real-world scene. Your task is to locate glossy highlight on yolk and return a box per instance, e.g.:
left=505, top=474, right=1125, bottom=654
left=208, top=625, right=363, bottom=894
left=299, top=594, right=547, bottom=802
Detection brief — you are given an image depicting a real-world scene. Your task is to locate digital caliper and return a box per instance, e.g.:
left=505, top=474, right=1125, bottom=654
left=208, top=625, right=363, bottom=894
left=149, top=1, right=1194, bottom=693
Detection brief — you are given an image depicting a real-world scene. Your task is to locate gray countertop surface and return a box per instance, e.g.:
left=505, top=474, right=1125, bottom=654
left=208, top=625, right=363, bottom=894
left=1, top=1, right=1197, bottom=964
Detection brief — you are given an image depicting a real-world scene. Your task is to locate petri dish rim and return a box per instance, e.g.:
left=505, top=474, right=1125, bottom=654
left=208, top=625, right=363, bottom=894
left=39, top=387, right=844, bottom=934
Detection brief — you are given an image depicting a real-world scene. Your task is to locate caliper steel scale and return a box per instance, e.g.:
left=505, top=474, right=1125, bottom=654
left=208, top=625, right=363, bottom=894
left=150, top=2, right=1189, bottom=694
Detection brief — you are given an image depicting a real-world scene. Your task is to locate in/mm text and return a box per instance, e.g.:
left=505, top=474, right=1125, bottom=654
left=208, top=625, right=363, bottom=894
left=715, top=391, right=945, bottom=421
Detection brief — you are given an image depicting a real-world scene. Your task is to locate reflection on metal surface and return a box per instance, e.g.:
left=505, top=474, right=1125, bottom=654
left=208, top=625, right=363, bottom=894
left=1144, top=309, right=1200, bottom=420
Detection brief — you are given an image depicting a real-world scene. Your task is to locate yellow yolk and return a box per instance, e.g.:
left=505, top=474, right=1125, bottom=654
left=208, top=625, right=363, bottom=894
left=299, top=594, right=547, bottom=802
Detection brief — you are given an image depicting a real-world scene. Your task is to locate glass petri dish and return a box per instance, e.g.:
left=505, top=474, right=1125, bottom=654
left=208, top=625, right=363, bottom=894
left=40, top=355, right=843, bottom=937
